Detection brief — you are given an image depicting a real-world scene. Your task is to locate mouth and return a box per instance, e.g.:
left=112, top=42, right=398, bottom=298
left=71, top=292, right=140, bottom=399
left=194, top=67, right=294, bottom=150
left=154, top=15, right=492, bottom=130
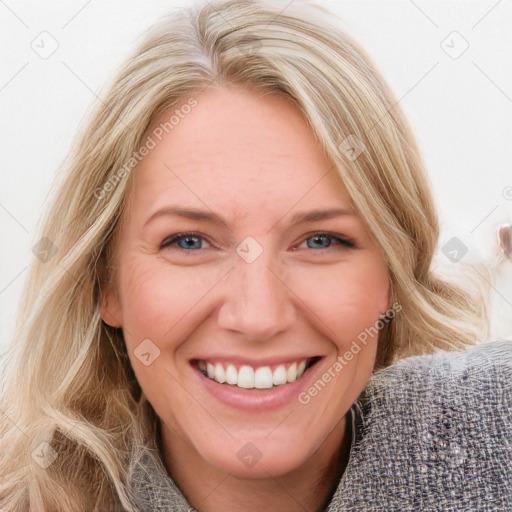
left=192, top=357, right=322, bottom=391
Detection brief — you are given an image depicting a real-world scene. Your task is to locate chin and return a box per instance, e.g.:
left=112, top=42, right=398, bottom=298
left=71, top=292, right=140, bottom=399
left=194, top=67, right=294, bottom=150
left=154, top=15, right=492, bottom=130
left=197, top=432, right=316, bottom=479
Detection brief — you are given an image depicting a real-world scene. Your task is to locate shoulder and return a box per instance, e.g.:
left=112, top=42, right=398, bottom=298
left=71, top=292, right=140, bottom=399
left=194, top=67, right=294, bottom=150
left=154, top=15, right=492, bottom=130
left=367, top=338, right=512, bottom=398
left=334, top=340, right=512, bottom=510
left=357, top=339, right=512, bottom=440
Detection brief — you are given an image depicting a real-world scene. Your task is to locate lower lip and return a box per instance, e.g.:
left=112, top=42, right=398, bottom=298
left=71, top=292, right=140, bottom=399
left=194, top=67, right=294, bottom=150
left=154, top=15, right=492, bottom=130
left=193, top=360, right=323, bottom=411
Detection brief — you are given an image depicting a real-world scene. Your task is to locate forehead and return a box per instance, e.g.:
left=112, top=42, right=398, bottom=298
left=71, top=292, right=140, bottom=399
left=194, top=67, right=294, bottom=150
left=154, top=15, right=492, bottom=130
left=131, top=85, right=352, bottom=221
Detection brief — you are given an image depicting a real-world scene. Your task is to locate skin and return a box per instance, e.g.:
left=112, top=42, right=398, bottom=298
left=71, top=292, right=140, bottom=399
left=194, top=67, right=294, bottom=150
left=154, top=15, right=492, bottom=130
left=101, top=84, right=390, bottom=512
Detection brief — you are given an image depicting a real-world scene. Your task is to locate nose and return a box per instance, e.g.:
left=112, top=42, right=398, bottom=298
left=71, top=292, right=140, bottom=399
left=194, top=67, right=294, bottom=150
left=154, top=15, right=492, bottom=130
left=217, top=250, right=296, bottom=342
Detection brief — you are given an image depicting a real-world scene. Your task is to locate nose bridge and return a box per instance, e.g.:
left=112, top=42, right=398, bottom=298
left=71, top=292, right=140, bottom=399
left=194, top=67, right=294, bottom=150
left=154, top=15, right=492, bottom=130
left=217, top=248, right=295, bottom=340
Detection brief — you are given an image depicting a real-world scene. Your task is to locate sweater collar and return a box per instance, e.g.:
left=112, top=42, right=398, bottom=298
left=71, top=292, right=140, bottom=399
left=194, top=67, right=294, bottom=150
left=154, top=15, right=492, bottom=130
left=127, top=405, right=358, bottom=512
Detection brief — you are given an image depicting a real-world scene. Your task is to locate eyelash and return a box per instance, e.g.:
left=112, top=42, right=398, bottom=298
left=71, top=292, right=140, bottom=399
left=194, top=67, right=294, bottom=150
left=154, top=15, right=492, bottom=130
left=159, top=231, right=355, bottom=253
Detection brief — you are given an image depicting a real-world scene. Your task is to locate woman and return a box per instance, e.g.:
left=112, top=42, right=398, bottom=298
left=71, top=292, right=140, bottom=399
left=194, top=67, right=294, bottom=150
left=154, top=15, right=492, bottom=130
left=1, top=0, right=510, bottom=510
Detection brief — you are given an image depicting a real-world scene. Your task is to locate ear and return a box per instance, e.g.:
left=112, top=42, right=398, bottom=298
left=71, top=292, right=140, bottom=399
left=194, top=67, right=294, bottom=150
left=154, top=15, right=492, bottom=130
left=99, top=283, right=123, bottom=328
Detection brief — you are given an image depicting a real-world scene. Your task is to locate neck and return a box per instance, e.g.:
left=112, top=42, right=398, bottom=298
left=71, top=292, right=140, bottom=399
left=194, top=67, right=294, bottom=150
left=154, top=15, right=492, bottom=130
left=159, top=415, right=352, bottom=512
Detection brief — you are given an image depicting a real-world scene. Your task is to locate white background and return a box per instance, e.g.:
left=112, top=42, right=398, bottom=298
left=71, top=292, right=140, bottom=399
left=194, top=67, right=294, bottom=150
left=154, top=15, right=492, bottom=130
left=1, top=0, right=511, bottom=358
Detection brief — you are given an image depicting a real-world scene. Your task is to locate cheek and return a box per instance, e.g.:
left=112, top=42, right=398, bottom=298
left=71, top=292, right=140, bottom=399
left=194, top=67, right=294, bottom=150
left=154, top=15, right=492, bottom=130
left=116, top=256, right=220, bottom=347
left=291, top=257, right=389, bottom=345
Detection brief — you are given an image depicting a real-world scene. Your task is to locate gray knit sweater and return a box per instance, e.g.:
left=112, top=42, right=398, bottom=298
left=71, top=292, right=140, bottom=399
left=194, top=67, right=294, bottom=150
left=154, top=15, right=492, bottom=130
left=127, top=340, right=512, bottom=511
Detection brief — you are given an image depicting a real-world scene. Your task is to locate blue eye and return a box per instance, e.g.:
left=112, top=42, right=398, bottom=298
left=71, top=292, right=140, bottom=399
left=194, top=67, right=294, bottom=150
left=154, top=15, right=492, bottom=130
left=160, top=231, right=355, bottom=252
left=160, top=232, right=207, bottom=250
left=302, top=232, right=355, bottom=250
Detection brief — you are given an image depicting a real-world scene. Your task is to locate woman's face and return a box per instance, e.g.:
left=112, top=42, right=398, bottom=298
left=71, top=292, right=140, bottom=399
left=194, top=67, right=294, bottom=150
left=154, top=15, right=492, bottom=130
left=102, top=85, right=390, bottom=478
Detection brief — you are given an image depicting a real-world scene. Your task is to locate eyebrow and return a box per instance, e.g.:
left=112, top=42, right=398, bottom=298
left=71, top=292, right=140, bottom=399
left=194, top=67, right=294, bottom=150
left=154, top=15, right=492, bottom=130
left=143, top=206, right=356, bottom=229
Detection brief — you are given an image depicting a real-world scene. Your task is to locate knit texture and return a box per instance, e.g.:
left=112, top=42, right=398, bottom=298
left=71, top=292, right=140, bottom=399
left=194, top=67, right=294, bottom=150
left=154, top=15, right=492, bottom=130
left=126, top=339, right=512, bottom=511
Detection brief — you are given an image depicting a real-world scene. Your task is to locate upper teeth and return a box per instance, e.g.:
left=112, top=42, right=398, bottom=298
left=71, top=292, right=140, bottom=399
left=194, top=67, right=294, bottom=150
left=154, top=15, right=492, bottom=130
left=198, top=359, right=308, bottom=389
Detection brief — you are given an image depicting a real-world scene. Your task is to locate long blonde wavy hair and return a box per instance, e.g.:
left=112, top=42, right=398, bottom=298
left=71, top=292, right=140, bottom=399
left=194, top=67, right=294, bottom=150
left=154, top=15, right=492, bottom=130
left=0, top=0, right=488, bottom=510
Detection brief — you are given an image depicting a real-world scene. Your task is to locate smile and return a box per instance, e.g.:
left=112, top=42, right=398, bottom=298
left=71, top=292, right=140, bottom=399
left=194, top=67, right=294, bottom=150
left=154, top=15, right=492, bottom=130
left=194, top=358, right=319, bottom=390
